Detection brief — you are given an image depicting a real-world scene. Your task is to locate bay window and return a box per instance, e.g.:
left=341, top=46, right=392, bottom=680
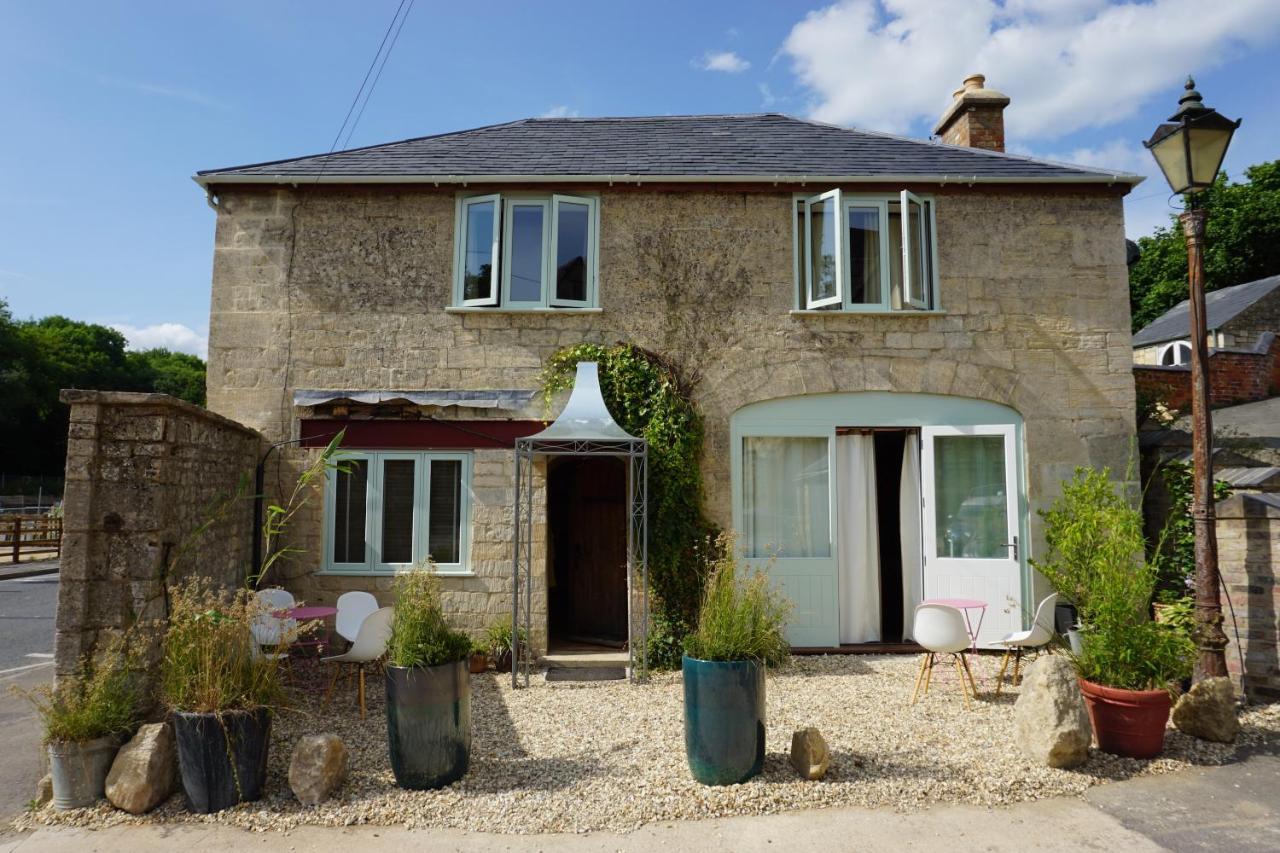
left=795, top=190, right=938, bottom=311
left=454, top=193, right=598, bottom=309
left=324, top=451, right=471, bottom=573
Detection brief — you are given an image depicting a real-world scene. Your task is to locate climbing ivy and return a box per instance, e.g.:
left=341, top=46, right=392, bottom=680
left=541, top=344, right=718, bottom=667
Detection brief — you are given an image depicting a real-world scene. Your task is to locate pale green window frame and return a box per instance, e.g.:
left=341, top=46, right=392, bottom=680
left=793, top=190, right=941, bottom=312
left=452, top=192, right=600, bottom=309
left=321, top=450, right=474, bottom=575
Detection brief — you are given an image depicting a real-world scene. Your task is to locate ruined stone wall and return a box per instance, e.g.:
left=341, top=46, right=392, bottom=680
left=206, top=183, right=1137, bottom=641
left=1217, top=492, right=1280, bottom=701
left=56, top=391, right=264, bottom=684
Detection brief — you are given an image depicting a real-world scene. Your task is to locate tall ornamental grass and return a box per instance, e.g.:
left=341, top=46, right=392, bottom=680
left=684, top=534, right=791, bottom=666
left=19, top=639, right=141, bottom=743
left=387, top=568, right=471, bottom=668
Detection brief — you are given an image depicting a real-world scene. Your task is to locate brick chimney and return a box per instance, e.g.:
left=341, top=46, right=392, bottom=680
left=933, top=74, right=1010, bottom=152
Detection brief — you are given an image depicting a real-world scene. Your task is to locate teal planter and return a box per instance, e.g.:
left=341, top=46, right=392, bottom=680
left=385, top=660, right=471, bottom=789
left=682, top=655, right=765, bottom=785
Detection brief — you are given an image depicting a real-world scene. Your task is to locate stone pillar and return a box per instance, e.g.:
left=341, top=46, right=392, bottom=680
left=1215, top=492, right=1280, bottom=701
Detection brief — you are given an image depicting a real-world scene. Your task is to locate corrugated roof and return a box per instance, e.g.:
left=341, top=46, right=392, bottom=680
left=1215, top=466, right=1280, bottom=487
left=196, top=114, right=1142, bottom=186
left=1133, top=275, right=1280, bottom=346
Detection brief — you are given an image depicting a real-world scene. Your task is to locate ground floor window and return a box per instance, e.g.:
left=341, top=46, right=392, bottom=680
left=323, top=450, right=471, bottom=573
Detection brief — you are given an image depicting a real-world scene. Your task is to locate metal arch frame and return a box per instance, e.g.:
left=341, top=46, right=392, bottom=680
left=512, top=435, right=648, bottom=688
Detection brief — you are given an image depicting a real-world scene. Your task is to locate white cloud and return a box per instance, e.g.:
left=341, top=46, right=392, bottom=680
left=97, top=75, right=222, bottom=107
left=759, top=83, right=778, bottom=108
left=698, top=51, right=751, bottom=74
left=782, top=0, right=1280, bottom=139
left=111, top=323, right=208, bottom=359
left=540, top=105, right=580, bottom=118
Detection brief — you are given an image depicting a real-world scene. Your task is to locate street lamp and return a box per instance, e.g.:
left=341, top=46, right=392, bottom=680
left=1143, top=78, right=1240, bottom=681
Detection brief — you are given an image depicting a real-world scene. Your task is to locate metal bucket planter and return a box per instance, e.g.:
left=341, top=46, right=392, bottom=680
left=48, top=735, right=121, bottom=810
left=1079, top=679, right=1172, bottom=759
left=172, top=708, right=272, bottom=814
left=385, top=660, right=471, bottom=789
left=682, top=655, right=765, bottom=786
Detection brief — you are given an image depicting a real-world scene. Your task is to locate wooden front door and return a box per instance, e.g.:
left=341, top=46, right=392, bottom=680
left=548, top=457, right=628, bottom=646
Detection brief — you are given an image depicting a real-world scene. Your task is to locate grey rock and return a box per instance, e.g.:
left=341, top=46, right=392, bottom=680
left=1172, top=677, right=1240, bottom=743
left=289, top=734, right=349, bottom=805
left=105, top=722, right=176, bottom=815
left=789, top=727, right=830, bottom=780
left=1013, top=656, right=1092, bottom=768
left=34, top=773, right=53, bottom=808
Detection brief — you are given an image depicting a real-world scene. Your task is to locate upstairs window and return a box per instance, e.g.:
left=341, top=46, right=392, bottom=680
left=454, top=193, right=598, bottom=309
left=795, top=190, right=938, bottom=311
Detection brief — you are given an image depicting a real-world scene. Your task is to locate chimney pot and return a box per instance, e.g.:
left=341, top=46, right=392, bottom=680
left=933, top=73, right=1010, bottom=152
left=963, top=74, right=986, bottom=91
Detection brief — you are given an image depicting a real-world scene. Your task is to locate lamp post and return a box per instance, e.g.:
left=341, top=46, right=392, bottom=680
left=1143, top=78, right=1240, bottom=680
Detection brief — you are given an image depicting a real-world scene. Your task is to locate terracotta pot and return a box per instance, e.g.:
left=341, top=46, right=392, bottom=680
left=468, top=653, right=489, bottom=674
left=1078, top=678, right=1172, bottom=759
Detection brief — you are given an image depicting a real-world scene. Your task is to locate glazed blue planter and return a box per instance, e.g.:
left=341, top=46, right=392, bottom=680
left=385, top=660, right=471, bottom=789
left=682, top=655, right=765, bottom=785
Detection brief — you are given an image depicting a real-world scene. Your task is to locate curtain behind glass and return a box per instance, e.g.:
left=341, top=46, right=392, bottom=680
left=847, top=207, right=881, bottom=305
left=932, top=435, right=1008, bottom=558
left=743, top=437, right=830, bottom=558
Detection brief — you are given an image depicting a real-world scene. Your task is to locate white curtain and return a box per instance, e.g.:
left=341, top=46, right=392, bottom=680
left=742, top=437, right=831, bottom=559
left=900, top=436, right=924, bottom=640
left=836, top=435, right=880, bottom=644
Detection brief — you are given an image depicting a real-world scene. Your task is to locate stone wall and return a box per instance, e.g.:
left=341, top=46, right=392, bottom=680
left=1217, top=492, right=1280, bottom=701
left=56, top=391, right=264, bottom=685
left=205, top=183, right=1137, bottom=643
left=1222, top=285, right=1280, bottom=356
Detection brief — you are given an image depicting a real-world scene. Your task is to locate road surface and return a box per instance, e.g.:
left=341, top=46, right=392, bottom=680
left=0, top=575, right=58, bottom=825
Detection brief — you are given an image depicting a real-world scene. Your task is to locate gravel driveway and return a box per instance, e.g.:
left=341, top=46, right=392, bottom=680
left=19, top=655, right=1280, bottom=834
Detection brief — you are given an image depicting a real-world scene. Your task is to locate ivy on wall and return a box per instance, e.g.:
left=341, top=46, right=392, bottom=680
left=541, top=343, right=718, bottom=666
left=1151, top=460, right=1232, bottom=603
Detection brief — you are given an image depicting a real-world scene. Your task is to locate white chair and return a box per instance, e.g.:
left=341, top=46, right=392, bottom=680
left=322, top=607, right=393, bottom=719
left=251, top=588, right=298, bottom=660
left=335, top=591, right=380, bottom=644
left=995, top=593, right=1059, bottom=695
left=910, top=604, right=978, bottom=708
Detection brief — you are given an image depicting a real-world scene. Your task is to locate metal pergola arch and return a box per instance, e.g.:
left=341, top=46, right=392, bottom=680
left=512, top=363, right=649, bottom=687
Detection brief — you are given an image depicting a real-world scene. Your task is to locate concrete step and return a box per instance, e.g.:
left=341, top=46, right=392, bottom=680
left=542, top=649, right=630, bottom=669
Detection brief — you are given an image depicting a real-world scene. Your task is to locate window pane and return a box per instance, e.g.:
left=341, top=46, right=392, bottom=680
left=906, top=199, right=926, bottom=306
left=795, top=200, right=805, bottom=301
left=332, top=460, right=368, bottom=564
left=463, top=201, right=495, bottom=302
left=887, top=202, right=903, bottom=307
left=808, top=196, right=838, bottom=304
left=380, top=459, right=416, bottom=564
left=509, top=204, right=544, bottom=302
left=847, top=206, right=881, bottom=304
left=555, top=201, right=590, bottom=302
left=743, top=437, right=830, bottom=558
left=933, top=435, right=1008, bottom=559
left=428, top=460, right=462, bottom=564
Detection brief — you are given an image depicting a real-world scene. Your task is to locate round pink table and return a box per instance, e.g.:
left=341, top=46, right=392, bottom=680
left=285, top=606, right=338, bottom=621
left=921, top=598, right=987, bottom=651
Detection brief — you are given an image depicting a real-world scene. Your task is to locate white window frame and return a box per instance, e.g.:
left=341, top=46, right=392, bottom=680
left=452, top=193, right=599, bottom=309
left=901, top=189, right=930, bottom=310
left=794, top=191, right=940, bottom=312
left=1158, top=340, right=1192, bottom=366
left=322, top=450, right=473, bottom=575
left=803, top=189, right=845, bottom=309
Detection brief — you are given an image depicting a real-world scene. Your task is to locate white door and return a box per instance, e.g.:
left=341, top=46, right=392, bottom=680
left=920, top=425, right=1022, bottom=647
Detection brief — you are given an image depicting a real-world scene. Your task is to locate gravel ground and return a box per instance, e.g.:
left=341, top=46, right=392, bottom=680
left=18, top=654, right=1280, bottom=834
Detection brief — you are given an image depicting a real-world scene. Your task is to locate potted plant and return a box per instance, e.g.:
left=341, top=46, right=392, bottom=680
left=160, top=579, right=286, bottom=813
left=468, top=637, right=490, bottom=674
left=1033, top=468, right=1194, bottom=759
left=682, top=535, right=791, bottom=785
left=485, top=616, right=527, bottom=674
left=385, top=569, right=473, bottom=789
left=19, top=641, right=141, bottom=810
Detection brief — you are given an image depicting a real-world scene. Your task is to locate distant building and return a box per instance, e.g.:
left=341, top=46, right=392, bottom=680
left=1133, top=275, right=1280, bottom=366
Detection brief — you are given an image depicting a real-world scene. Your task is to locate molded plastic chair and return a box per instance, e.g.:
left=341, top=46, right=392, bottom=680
left=995, top=593, right=1059, bottom=695
left=251, top=588, right=298, bottom=660
left=322, top=607, right=393, bottom=719
left=336, top=591, right=380, bottom=644
left=910, top=604, right=978, bottom=708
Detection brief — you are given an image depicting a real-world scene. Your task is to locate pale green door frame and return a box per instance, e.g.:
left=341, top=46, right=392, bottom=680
left=730, top=391, right=1029, bottom=649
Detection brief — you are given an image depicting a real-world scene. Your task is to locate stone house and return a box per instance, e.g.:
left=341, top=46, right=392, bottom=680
left=1133, top=275, right=1280, bottom=368
left=194, top=77, right=1141, bottom=657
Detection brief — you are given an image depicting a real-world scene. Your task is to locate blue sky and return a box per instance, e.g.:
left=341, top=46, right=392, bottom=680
left=2, top=0, right=1279, bottom=357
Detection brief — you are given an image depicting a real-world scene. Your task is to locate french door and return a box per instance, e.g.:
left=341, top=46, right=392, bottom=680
left=920, top=425, right=1022, bottom=646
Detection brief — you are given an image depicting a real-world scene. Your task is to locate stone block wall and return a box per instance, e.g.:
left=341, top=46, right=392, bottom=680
left=56, top=391, right=264, bottom=685
left=1217, top=492, right=1280, bottom=701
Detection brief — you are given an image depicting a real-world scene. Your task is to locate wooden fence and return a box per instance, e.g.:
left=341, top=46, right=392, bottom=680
left=1, top=514, right=62, bottom=562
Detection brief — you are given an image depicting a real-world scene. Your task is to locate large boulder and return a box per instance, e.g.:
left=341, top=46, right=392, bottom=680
left=289, top=734, right=349, bottom=805
left=1172, top=677, right=1240, bottom=743
left=789, top=727, right=830, bottom=780
left=1013, top=656, right=1092, bottom=768
left=105, top=722, right=176, bottom=814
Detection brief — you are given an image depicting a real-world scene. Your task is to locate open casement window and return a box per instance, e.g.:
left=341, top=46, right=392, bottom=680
left=455, top=193, right=598, bottom=309
left=900, top=190, right=931, bottom=310
left=803, top=190, right=844, bottom=309
left=323, top=451, right=472, bottom=573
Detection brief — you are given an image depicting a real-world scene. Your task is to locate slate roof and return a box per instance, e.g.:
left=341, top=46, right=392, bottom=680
left=196, top=114, right=1141, bottom=186
left=1133, top=275, right=1280, bottom=346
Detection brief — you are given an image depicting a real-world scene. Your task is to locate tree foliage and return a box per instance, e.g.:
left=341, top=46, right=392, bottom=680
left=1129, top=161, right=1280, bottom=331
left=0, top=299, right=207, bottom=477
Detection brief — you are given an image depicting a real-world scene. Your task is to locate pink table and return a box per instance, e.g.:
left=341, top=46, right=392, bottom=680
left=285, top=606, right=338, bottom=621
left=921, top=598, right=987, bottom=652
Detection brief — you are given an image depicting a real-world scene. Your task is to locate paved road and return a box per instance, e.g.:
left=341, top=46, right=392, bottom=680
left=0, top=576, right=58, bottom=670
left=0, top=576, right=58, bottom=826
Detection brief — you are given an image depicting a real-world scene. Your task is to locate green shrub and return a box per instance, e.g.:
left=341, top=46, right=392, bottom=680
left=20, top=640, right=141, bottom=743
left=683, top=535, right=791, bottom=666
left=484, top=615, right=527, bottom=656
left=160, top=578, right=288, bottom=714
left=387, top=569, right=471, bottom=668
left=647, top=611, right=692, bottom=671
